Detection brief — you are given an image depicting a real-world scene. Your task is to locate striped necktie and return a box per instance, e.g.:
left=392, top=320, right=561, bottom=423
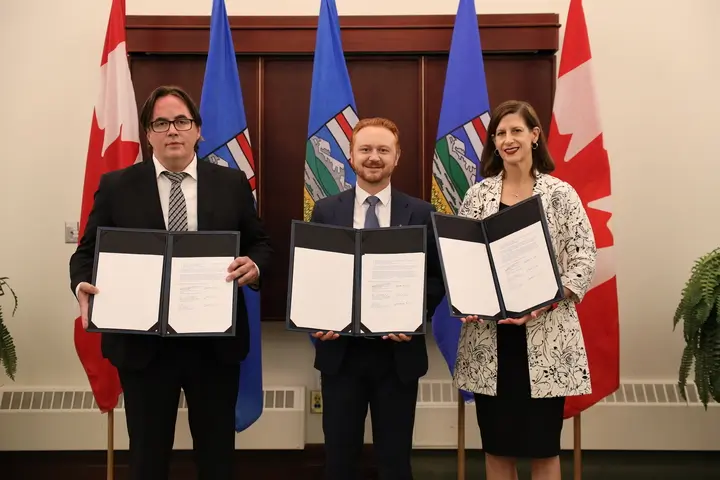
left=162, top=171, right=189, bottom=231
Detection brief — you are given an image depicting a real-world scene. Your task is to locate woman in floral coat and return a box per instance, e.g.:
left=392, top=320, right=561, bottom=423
left=454, top=100, right=597, bottom=480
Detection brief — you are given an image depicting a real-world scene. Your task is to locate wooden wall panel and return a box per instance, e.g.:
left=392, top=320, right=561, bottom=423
left=260, top=57, right=312, bottom=320
left=125, top=14, right=559, bottom=321
left=348, top=57, right=422, bottom=197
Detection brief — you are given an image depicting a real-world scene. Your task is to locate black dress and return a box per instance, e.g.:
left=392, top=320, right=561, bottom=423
left=473, top=202, right=565, bottom=459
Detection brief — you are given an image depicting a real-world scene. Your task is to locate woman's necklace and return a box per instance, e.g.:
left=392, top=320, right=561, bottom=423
left=503, top=171, right=535, bottom=199
left=509, top=183, right=533, bottom=198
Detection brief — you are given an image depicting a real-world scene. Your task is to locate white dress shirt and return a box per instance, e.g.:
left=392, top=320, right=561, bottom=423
left=152, top=155, right=259, bottom=281
left=353, top=183, right=391, bottom=229
left=152, top=155, right=199, bottom=231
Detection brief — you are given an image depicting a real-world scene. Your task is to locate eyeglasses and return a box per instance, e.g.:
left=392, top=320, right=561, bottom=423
left=149, top=118, right=195, bottom=133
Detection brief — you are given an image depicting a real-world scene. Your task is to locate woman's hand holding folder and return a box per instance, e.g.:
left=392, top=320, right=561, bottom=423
left=460, top=287, right=572, bottom=326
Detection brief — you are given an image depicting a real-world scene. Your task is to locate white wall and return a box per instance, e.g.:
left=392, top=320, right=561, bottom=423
left=1, top=0, right=719, bottom=447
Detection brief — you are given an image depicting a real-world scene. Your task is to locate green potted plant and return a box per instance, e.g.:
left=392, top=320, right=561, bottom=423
left=673, top=247, right=720, bottom=408
left=0, top=276, right=19, bottom=381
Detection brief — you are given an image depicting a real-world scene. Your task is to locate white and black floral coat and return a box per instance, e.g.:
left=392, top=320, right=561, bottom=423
left=453, top=172, right=597, bottom=398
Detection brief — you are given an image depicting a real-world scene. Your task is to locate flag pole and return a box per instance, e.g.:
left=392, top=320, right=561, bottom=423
left=573, top=414, right=581, bottom=480
left=457, top=392, right=465, bottom=480
left=107, top=409, right=115, bottom=480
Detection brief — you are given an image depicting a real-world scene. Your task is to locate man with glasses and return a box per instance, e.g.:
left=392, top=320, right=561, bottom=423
left=69, top=85, right=273, bottom=480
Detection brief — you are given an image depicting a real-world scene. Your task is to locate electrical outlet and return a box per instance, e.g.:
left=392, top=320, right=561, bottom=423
left=310, top=390, right=323, bottom=414
left=65, top=221, right=79, bottom=244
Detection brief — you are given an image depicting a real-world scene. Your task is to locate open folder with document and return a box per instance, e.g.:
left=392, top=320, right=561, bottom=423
left=431, top=195, right=563, bottom=320
left=286, top=221, right=427, bottom=336
left=87, top=227, right=240, bottom=336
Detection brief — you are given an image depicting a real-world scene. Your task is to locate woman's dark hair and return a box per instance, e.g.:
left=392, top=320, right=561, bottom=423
left=479, top=100, right=555, bottom=178
left=139, top=85, right=203, bottom=152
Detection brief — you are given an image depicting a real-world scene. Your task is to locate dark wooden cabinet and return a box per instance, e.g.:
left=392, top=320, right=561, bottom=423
left=126, top=14, right=559, bottom=321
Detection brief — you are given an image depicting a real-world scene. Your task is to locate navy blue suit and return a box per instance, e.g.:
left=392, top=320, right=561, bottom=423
left=309, top=187, right=445, bottom=480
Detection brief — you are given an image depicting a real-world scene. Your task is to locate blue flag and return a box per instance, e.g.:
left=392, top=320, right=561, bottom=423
left=198, top=0, right=263, bottom=432
left=304, top=0, right=358, bottom=221
left=431, top=0, right=491, bottom=403
left=304, top=0, right=357, bottom=346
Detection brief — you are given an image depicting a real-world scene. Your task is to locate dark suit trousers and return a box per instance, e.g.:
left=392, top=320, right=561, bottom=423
left=321, top=338, right=419, bottom=480
left=117, top=338, right=240, bottom=480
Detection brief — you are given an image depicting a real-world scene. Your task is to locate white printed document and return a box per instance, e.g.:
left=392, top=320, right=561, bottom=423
left=87, top=228, right=240, bottom=336
left=431, top=195, right=563, bottom=320
left=286, top=221, right=428, bottom=336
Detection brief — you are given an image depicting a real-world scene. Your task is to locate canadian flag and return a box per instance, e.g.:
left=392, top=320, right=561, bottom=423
left=548, top=0, right=620, bottom=419
left=74, top=0, right=140, bottom=413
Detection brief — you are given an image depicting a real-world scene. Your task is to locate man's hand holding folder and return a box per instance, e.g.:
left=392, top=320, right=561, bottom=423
left=76, top=281, right=99, bottom=329
left=382, top=333, right=411, bottom=342
left=78, top=251, right=254, bottom=331
left=312, top=331, right=340, bottom=341
left=286, top=221, right=428, bottom=338
left=311, top=330, right=411, bottom=342
left=225, top=255, right=259, bottom=287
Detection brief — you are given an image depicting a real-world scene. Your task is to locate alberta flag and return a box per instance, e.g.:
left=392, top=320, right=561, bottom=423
left=304, top=0, right=359, bottom=222
left=198, top=0, right=262, bottom=432
left=431, top=0, right=491, bottom=403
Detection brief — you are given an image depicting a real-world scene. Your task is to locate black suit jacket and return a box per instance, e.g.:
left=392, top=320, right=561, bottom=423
left=309, top=187, right=445, bottom=383
left=69, top=159, right=273, bottom=370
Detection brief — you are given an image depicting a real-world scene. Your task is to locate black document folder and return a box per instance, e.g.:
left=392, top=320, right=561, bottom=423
left=286, top=220, right=428, bottom=336
left=87, top=227, right=240, bottom=336
left=431, top=195, right=563, bottom=320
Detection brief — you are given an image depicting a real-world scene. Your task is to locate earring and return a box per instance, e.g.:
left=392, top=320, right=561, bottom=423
left=532, top=142, right=538, bottom=150
left=494, top=149, right=500, bottom=156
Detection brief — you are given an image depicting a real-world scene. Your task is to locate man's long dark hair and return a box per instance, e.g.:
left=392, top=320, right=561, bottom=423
left=139, top=85, right=203, bottom=153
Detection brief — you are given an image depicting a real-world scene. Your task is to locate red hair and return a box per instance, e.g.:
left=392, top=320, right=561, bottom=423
left=349, top=117, right=401, bottom=154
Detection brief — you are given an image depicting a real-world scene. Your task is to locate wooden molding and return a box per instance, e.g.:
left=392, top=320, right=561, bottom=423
left=125, top=14, right=559, bottom=55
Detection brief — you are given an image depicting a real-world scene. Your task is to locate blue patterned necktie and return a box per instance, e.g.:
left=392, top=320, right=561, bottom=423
left=162, top=171, right=189, bottom=231
left=364, top=195, right=381, bottom=229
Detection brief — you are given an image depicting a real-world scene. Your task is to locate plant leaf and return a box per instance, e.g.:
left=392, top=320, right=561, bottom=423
left=678, top=343, right=694, bottom=401
left=674, top=247, right=720, bottom=407
left=0, top=305, right=17, bottom=381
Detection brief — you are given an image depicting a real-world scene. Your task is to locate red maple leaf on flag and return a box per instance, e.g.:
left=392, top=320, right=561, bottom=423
left=74, top=0, right=140, bottom=414
left=548, top=0, right=620, bottom=419
left=548, top=122, right=613, bottom=250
